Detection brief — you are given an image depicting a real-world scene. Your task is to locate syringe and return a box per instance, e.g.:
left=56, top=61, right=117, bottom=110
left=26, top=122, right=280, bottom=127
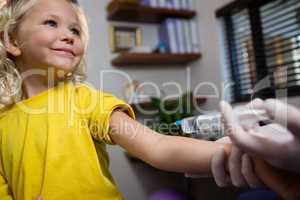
left=174, top=109, right=270, bottom=140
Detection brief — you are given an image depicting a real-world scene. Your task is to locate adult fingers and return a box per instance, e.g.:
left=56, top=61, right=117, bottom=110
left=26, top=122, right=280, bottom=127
left=211, top=146, right=231, bottom=187
left=220, top=101, right=245, bottom=137
left=245, top=98, right=265, bottom=110
left=228, top=146, right=247, bottom=187
left=248, top=99, right=300, bottom=136
left=185, top=137, right=232, bottom=179
left=235, top=123, right=293, bottom=165
left=241, top=154, right=264, bottom=188
left=220, top=101, right=247, bottom=146
left=265, top=99, right=300, bottom=136
left=220, top=101, right=264, bottom=155
left=230, top=124, right=282, bottom=160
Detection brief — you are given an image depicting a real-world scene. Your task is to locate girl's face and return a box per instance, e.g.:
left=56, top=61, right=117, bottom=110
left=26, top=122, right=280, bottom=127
left=13, top=0, right=84, bottom=73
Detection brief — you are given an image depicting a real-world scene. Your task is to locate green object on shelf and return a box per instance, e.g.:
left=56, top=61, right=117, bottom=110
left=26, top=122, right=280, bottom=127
left=147, top=91, right=196, bottom=135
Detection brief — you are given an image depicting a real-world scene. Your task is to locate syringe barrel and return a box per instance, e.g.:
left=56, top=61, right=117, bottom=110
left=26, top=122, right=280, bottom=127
left=178, top=109, right=269, bottom=140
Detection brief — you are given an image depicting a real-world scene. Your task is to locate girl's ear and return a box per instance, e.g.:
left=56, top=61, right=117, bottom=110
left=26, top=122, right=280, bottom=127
left=2, top=32, right=21, bottom=57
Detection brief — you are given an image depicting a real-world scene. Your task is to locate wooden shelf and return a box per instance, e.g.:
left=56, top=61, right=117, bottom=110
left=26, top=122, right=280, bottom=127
left=107, top=1, right=196, bottom=23
left=130, top=96, right=207, bottom=112
left=111, top=53, right=201, bottom=66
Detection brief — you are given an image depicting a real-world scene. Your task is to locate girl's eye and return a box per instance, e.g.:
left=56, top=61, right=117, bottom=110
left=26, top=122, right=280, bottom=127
left=71, top=28, right=81, bottom=36
left=44, top=19, right=57, bottom=27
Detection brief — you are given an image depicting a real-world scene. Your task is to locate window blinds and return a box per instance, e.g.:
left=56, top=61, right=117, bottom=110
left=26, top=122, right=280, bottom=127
left=218, top=0, right=300, bottom=102
left=261, top=0, right=300, bottom=89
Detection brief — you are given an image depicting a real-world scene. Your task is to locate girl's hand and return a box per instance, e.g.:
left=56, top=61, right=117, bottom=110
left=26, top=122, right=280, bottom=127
left=35, top=197, right=42, bottom=200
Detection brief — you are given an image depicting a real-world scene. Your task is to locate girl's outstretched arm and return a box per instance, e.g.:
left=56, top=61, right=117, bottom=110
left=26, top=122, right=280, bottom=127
left=109, top=110, right=228, bottom=174
left=109, top=110, right=300, bottom=200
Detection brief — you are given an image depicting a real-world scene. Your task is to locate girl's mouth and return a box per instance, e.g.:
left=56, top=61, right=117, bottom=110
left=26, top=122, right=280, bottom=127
left=52, top=48, right=75, bottom=58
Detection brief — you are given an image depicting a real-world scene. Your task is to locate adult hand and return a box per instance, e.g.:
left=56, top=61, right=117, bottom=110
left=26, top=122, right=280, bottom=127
left=186, top=136, right=263, bottom=188
left=184, top=137, right=231, bottom=179
left=221, top=99, right=300, bottom=173
left=211, top=137, right=263, bottom=188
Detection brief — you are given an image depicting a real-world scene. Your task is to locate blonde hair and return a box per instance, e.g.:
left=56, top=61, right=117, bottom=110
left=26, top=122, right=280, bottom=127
left=0, top=0, right=89, bottom=110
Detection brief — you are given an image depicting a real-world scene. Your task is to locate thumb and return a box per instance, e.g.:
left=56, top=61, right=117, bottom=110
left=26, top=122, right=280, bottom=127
left=36, top=197, right=42, bottom=200
left=220, top=101, right=265, bottom=155
left=219, top=101, right=246, bottom=139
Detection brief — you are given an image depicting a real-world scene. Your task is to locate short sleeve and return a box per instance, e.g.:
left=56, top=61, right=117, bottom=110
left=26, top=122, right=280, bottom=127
left=88, top=91, right=135, bottom=145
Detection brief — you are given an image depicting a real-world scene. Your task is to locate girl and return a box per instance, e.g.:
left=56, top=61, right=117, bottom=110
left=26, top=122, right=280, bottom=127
left=0, top=0, right=293, bottom=199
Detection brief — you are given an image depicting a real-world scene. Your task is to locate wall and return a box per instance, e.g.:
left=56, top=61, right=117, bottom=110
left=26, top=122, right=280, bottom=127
left=78, top=0, right=236, bottom=122
left=79, top=0, right=191, bottom=100
left=190, top=0, right=234, bottom=112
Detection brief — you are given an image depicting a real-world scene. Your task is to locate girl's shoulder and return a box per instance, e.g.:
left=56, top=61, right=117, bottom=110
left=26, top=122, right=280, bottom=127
left=71, top=82, right=122, bottom=111
left=0, top=105, right=18, bottom=126
left=73, top=82, right=116, bottom=99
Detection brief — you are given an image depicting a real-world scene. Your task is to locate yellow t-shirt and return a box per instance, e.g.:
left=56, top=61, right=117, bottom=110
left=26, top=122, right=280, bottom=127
left=0, top=81, right=135, bottom=200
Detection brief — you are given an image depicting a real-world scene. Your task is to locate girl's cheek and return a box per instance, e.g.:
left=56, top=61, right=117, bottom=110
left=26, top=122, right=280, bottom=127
left=77, top=44, right=85, bottom=56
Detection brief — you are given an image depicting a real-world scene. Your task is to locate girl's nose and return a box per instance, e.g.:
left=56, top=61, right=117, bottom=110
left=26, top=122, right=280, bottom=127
left=60, top=30, right=75, bottom=45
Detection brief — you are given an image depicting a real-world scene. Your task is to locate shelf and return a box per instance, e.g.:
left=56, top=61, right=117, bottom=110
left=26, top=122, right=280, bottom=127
left=107, top=1, right=196, bottom=23
left=111, top=53, right=201, bottom=66
left=130, top=96, right=207, bottom=112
